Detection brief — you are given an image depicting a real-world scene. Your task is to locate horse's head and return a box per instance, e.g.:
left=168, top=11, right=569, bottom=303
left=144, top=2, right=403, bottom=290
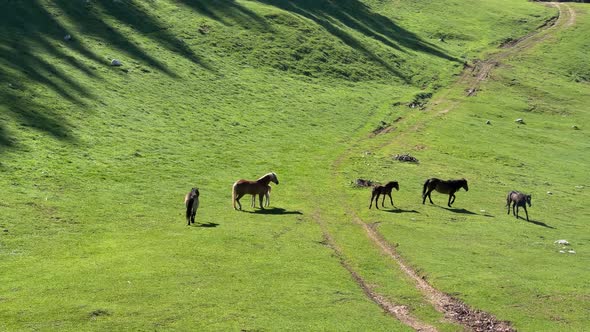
left=462, top=179, right=468, bottom=191
left=192, top=187, right=200, bottom=197
left=387, top=181, right=399, bottom=191
left=271, top=172, right=279, bottom=185
left=526, top=194, right=532, bottom=207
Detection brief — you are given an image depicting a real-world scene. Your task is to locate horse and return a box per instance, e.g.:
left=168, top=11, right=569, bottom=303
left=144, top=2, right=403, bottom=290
left=506, top=191, right=532, bottom=221
left=232, top=172, right=279, bottom=210
left=184, top=187, right=200, bottom=225
left=369, top=181, right=399, bottom=209
left=251, top=185, right=271, bottom=208
left=422, top=178, right=468, bottom=207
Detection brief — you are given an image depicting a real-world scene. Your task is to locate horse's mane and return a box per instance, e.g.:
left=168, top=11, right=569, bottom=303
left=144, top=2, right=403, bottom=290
left=258, top=172, right=276, bottom=182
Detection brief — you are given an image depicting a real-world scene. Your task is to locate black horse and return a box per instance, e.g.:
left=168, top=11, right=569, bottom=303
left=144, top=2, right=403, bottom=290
left=506, top=191, right=532, bottom=221
left=369, top=181, right=399, bottom=209
left=184, top=188, right=200, bottom=225
left=422, top=178, right=468, bottom=207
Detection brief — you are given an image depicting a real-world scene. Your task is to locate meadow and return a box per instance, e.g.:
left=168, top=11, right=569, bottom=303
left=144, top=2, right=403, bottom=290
left=0, top=0, right=588, bottom=331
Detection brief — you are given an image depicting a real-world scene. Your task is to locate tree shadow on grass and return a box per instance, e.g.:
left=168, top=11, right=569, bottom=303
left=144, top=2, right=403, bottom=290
left=256, top=0, right=460, bottom=82
left=177, top=0, right=272, bottom=31
left=0, top=0, right=213, bottom=150
left=244, top=207, right=303, bottom=215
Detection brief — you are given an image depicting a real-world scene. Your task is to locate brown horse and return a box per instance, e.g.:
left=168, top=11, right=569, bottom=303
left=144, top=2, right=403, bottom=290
left=369, top=181, right=399, bottom=209
left=422, top=178, right=468, bottom=207
left=232, top=172, right=279, bottom=210
left=184, top=187, right=200, bottom=225
left=506, top=191, right=532, bottom=221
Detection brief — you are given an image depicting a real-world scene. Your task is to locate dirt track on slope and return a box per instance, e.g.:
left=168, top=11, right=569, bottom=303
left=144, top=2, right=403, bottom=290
left=354, top=215, right=514, bottom=332
left=457, top=2, right=574, bottom=99
left=313, top=212, right=438, bottom=331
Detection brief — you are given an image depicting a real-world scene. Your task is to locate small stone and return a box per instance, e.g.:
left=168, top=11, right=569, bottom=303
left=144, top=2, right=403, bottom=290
left=515, top=118, right=525, bottom=124
left=559, top=250, right=565, bottom=254
left=572, top=125, right=579, bottom=130
left=111, top=59, right=122, bottom=66
left=554, top=240, right=569, bottom=245
left=568, top=250, right=576, bottom=254
left=64, top=34, right=72, bottom=41
left=547, top=191, right=553, bottom=195
left=485, top=120, right=491, bottom=125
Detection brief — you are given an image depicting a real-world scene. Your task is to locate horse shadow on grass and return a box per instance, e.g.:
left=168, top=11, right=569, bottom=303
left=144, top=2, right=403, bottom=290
left=245, top=207, right=303, bottom=215
left=518, top=217, right=555, bottom=229
left=382, top=208, right=420, bottom=214
left=440, top=206, right=479, bottom=215
left=194, top=222, right=220, bottom=228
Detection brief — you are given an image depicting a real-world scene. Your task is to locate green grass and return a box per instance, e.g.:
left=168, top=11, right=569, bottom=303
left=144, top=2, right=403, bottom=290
left=1, top=0, right=587, bottom=331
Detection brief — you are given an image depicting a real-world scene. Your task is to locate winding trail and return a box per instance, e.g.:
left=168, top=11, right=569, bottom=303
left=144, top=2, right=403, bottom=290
left=313, top=212, right=438, bottom=332
left=440, top=2, right=574, bottom=103
left=328, top=2, right=575, bottom=331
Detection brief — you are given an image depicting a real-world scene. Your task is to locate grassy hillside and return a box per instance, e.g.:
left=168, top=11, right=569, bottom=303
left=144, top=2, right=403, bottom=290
left=340, top=3, right=590, bottom=331
left=2, top=0, right=587, bottom=331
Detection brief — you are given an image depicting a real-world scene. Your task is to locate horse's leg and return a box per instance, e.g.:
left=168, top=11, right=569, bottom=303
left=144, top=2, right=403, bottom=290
left=259, top=194, right=264, bottom=209
left=523, top=205, right=529, bottom=221
left=375, top=193, right=381, bottom=209
left=422, top=189, right=432, bottom=204
left=236, top=193, right=245, bottom=210
left=388, top=192, right=394, bottom=207
left=381, top=192, right=386, bottom=208
left=512, top=204, right=516, bottom=219
left=448, top=193, right=456, bottom=207
left=507, top=201, right=511, bottom=215
left=427, top=190, right=434, bottom=204
left=191, top=208, right=196, bottom=224
left=515, top=204, right=519, bottom=219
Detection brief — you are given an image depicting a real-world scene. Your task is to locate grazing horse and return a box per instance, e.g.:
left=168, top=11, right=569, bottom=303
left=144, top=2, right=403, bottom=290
left=369, top=181, right=399, bottom=209
left=232, top=172, right=279, bottom=210
left=506, top=191, right=532, bottom=221
left=184, top=188, right=200, bottom=225
left=422, top=178, right=468, bottom=207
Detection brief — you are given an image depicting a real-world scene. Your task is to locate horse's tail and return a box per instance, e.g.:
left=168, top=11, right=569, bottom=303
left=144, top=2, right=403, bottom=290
left=232, top=181, right=237, bottom=209
left=422, top=178, right=431, bottom=196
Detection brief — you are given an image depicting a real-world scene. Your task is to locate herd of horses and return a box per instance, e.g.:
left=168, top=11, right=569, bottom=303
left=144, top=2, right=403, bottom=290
left=184, top=172, right=532, bottom=225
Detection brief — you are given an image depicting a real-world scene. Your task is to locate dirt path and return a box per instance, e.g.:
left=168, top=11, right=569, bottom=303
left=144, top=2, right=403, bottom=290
left=327, top=3, right=575, bottom=331
left=449, top=2, right=574, bottom=100
left=352, top=214, right=513, bottom=331
left=312, top=212, right=438, bottom=332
